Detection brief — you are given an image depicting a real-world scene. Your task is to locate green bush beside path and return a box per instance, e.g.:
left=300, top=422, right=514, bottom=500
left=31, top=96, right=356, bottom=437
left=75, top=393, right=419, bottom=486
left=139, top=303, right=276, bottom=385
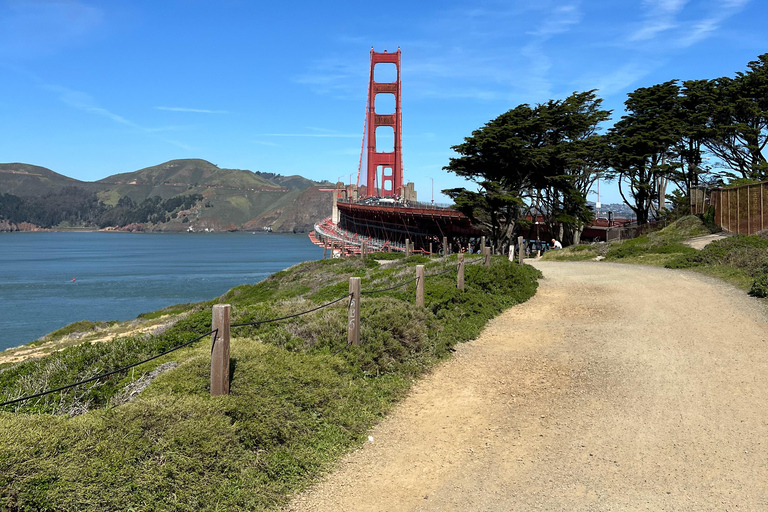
left=0, top=254, right=540, bottom=511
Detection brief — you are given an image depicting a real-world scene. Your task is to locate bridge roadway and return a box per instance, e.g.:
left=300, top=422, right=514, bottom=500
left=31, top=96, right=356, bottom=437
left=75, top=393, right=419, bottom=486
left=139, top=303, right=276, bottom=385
left=336, top=200, right=482, bottom=252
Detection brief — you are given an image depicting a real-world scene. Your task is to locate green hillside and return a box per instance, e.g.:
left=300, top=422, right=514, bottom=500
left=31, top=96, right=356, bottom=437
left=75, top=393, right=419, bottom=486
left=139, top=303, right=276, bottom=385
left=97, top=159, right=279, bottom=190
left=0, top=159, right=333, bottom=233
left=0, top=163, right=95, bottom=197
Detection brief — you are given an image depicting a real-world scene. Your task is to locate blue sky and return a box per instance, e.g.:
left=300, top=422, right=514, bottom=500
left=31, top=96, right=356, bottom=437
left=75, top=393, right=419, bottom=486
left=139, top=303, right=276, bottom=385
left=0, top=0, right=765, bottom=204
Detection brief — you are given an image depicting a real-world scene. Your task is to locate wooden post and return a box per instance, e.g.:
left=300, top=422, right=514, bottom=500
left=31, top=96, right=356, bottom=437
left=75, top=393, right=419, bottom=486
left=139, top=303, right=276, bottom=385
left=348, top=277, right=361, bottom=346
left=457, top=253, right=465, bottom=291
left=518, top=236, right=525, bottom=265
left=323, top=241, right=328, bottom=260
left=405, top=239, right=411, bottom=257
left=416, top=265, right=425, bottom=307
left=483, top=246, right=491, bottom=267
left=480, top=236, right=486, bottom=254
left=429, top=242, right=433, bottom=258
left=442, top=236, right=448, bottom=256
left=508, top=245, right=514, bottom=262
left=211, top=304, right=231, bottom=396
left=361, top=240, right=367, bottom=259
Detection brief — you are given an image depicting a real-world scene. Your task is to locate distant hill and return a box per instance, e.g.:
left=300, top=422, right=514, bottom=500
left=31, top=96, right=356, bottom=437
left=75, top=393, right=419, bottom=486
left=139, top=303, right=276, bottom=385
left=0, top=163, right=96, bottom=197
left=0, top=159, right=333, bottom=233
left=98, top=159, right=279, bottom=190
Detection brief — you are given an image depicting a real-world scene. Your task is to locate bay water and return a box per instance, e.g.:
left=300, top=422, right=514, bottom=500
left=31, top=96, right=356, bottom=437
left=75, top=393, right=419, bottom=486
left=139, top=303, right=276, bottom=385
left=0, top=231, right=323, bottom=352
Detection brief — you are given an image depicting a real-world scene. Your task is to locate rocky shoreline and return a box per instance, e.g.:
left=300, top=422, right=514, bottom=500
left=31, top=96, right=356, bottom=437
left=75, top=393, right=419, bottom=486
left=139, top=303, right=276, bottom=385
left=0, top=220, right=48, bottom=232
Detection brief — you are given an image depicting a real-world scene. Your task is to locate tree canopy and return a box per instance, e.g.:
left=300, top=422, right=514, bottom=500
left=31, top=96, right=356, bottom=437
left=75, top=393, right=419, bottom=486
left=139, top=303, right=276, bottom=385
left=443, top=90, right=610, bottom=249
left=444, top=52, right=768, bottom=234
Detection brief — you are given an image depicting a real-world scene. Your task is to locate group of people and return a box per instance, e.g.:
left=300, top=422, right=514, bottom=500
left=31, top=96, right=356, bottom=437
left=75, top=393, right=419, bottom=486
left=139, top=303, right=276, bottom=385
left=523, top=238, right=562, bottom=258
left=435, top=236, right=563, bottom=256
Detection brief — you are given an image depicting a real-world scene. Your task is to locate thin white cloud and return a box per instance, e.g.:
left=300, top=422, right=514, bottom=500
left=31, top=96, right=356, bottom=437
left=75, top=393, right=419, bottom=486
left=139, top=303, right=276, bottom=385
left=630, top=0, right=689, bottom=41
left=156, top=106, right=228, bottom=114
left=589, top=62, right=656, bottom=97
left=517, top=4, right=582, bottom=100
left=676, top=0, right=751, bottom=48
left=528, top=4, right=582, bottom=37
left=43, top=84, right=193, bottom=150
left=629, top=0, right=750, bottom=46
left=45, top=85, right=136, bottom=127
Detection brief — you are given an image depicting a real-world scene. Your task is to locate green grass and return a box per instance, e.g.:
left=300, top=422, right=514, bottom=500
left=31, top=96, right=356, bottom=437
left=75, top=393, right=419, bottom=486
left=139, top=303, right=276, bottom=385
left=541, top=215, right=768, bottom=295
left=542, top=245, right=601, bottom=261
left=42, top=320, right=119, bottom=341
left=0, top=254, right=541, bottom=511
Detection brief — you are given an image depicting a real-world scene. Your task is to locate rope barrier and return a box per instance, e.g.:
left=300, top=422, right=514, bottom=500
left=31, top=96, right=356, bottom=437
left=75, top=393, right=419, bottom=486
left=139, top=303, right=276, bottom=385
left=360, top=277, right=418, bottom=295
left=230, top=294, right=352, bottom=328
left=332, top=342, right=352, bottom=357
left=2, top=256, right=497, bottom=410
left=0, top=329, right=218, bottom=408
left=425, top=265, right=457, bottom=278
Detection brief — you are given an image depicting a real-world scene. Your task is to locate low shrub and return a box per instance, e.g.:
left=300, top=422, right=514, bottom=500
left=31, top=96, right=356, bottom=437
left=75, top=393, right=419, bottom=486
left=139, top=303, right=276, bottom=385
left=666, top=235, right=768, bottom=274
left=750, top=272, right=768, bottom=298
left=652, top=243, right=699, bottom=255
left=606, top=237, right=648, bottom=259
left=42, top=320, right=118, bottom=340
left=664, top=253, right=703, bottom=269
left=0, top=254, right=540, bottom=511
left=367, top=251, right=404, bottom=260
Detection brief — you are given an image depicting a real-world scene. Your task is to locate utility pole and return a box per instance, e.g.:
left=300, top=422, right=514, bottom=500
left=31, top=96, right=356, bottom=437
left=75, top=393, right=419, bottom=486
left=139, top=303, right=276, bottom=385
left=430, top=177, right=434, bottom=204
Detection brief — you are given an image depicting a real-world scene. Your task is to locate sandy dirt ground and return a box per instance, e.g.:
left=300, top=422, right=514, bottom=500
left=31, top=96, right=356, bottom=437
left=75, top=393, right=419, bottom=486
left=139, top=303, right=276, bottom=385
left=0, top=315, right=177, bottom=365
left=682, top=233, right=731, bottom=250
left=285, top=261, right=768, bottom=511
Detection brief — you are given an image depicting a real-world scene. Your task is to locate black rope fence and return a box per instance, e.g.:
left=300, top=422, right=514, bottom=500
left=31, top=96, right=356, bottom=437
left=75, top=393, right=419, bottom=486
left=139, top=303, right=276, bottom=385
left=426, top=265, right=459, bottom=277
left=1, top=329, right=218, bottom=408
left=230, top=293, right=352, bottom=328
left=1, top=253, right=499, bottom=410
left=361, top=277, right=418, bottom=295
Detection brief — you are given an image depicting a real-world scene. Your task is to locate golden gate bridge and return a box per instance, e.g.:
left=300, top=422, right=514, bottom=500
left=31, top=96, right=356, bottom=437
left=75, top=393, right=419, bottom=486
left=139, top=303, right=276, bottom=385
left=310, top=48, right=482, bottom=256
left=309, top=48, right=628, bottom=256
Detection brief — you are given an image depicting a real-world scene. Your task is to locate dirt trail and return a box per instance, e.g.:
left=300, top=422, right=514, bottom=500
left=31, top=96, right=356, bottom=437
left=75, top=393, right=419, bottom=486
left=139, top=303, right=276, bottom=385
left=285, top=261, right=768, bottom=511
left=683, top=233, right=731, bottom=250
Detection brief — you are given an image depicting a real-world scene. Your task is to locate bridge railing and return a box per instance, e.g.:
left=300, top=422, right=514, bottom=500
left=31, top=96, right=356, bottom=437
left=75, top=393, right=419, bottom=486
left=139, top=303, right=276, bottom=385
left=338, top=198, right=456, bottom=210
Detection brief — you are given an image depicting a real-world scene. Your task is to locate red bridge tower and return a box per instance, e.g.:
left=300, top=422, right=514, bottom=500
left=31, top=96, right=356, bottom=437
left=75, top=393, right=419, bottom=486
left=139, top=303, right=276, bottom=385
left=365, top=48, right=403, bottom=198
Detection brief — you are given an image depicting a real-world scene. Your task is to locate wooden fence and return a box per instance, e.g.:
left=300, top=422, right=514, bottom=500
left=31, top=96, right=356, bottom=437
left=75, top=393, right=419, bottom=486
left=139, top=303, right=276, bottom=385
left=692, top=182, right=768, bottom=235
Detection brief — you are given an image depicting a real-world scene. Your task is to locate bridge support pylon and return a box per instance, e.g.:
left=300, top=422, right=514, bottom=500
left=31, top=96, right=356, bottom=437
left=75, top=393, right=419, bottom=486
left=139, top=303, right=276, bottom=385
left=365, top=48, right=403, bottom=198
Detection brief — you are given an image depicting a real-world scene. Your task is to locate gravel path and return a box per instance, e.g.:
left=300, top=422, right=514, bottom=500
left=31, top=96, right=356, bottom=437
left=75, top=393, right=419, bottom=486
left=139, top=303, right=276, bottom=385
left=285, top=261, right=768, bottom=511
left=682, top=233, right=732, bottom=250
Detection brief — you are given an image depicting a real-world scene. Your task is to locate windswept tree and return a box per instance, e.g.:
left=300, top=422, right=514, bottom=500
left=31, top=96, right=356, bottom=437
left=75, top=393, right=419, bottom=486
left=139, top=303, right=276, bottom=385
left=675, top=79, right=716, bottom=198
left=443, top=103, right=537, bottom=251
left=533, top=91, right=611, bottom=245
left=705, top=54, right=768, bottom=181
left=607, top=81, right=682, bottom=225
left=444, top=90, right=610, bottom=249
